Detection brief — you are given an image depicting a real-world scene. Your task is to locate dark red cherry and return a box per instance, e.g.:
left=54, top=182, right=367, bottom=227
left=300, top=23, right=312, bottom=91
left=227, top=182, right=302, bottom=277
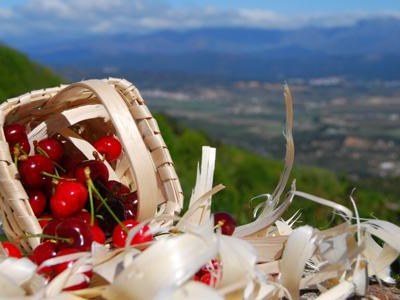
left=1, top=241, right=22, bottom=258
left=4, top=123, right=27, bottom=144
left=42, top=218, right=63, bottom=242
left=105, top=180, right=130, bottom=196
left=10, top=136, right=31, bottom=156
left=55, top=218, right=93, bottom=251
left=32, top=240, right=58, bottom=266
left=112, top=220, right=153, bottom=248
left=75, top=160, right=109, bottom=184
left=96, top=199, right=125, bottom=237
left=35, top=138, right=64, bottom=162
left=121, top=192, right=138, bottom=220
left=18, top=155, right=55, bottom=188
left=27, top=190, right=47, bottom=217
left=50, top=181, right=88, bottom=219
left=214, top=212, right=236, bottom=236
left=93, top=135, right=122, bottom=162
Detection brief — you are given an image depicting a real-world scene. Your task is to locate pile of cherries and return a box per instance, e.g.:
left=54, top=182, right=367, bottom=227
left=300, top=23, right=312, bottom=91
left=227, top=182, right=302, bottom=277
left=1, top=122, right=238, bottom=289
left=2, top=123, right=152, bottom=289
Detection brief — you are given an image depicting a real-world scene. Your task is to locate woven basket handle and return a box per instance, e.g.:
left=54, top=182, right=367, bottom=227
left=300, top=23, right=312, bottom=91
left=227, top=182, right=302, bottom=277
left=53, top=80, right=159, bottom=219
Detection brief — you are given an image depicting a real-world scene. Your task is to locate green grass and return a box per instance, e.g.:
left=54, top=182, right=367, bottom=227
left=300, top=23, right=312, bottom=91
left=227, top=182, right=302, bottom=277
left=0, top=44, right=62, bottom=101
left=155, top=113, right=399, bottom=227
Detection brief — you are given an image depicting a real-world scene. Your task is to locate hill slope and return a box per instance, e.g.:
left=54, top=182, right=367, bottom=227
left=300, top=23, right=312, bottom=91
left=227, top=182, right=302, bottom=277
left=156, top=114, right=398, bottom=225
left=0, top=44, right=62, bottom=101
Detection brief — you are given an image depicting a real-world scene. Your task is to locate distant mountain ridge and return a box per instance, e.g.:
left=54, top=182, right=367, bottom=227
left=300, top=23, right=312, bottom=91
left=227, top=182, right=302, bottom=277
left=16, top=16, right=400, bottom=81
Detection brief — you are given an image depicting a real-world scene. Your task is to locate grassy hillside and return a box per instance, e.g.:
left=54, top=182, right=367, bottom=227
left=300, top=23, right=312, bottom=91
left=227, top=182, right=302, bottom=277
left=156, top=114, right=399, bottom=226
left=0, top=44, right=62, bottom=101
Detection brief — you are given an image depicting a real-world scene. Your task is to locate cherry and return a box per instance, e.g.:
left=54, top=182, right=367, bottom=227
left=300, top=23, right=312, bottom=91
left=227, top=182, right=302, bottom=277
left=93, top=135, right=122, bottom=162
left=105, top=180, right=130, bottom=196
left=11, top=136, right=31, bottom=157
left=4, top=123, right=27, bottom=144
left=50, top=181, right=88, bottom=219
left=200, top=273, right=217, bottom=286
left=200, top=258, right=221, bottom=274
left=35, top=138, right=64, bottom=162
left=96, top=198, right=125, bottom=237
left=42, top=218, right=63, bottom=242
left=75, top=160, right=109, bottom=184
left=32, top=240, right=58, bottom=272
left=27, top=190, right=47, bottom=217
left=112, top=220, right=152, bottom=248
left=55, top=218, right=93, bottom=251
left=214, top=212, right=236, bottom=236
left=121, top=192, right=138, bottom=220
left=1, top=241, right=22, bottom=258
left=73, top=210, right=98, bottom=226
left=90, top=225, right=106, bottom=244
left=18, top=154, right=55, bottom=188
left=53, top=248, right=80, bottom=275
left=38, top=214, right=54, bottom=228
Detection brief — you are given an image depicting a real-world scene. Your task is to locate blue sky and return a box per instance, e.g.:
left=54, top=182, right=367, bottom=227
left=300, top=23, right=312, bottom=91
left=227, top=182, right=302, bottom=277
left=168, top=0, right=400, bottom=13
left=3, top=0, right=400, bottom=12
left=1, top=0, right=400, bottom=45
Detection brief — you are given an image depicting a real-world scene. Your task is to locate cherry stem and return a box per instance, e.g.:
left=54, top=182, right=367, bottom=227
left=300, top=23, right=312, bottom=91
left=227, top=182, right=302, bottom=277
left=23, top=233, right=72, bottom=243
left=84, top=168, right=127, bottom=231
left=42, top=172, right=75, bottom=181
left=88, top=182, right=95, bottom=226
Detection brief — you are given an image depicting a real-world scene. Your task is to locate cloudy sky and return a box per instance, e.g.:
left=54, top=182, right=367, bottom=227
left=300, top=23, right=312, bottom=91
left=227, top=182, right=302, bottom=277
left=1, top=0, right=400, bottom=45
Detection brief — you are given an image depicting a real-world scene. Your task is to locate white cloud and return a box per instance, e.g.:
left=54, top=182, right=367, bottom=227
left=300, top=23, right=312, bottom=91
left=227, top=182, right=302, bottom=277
left=1, top=0, right=400, bottom=44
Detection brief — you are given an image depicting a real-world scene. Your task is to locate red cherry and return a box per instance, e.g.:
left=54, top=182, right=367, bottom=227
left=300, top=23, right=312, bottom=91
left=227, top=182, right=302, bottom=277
left=93, top=135, right=122, bottom=162
left=90, top=225, right=106, bottom=244
left=35, top=138, right=64, bottom=162
left=112, top=220, right=152, bottom=248
left=27, top=190, right=47, bottom=217
left=55, top=218, right=93, bottom=251
left=200, top=259, right=221, bottom=274
left=42, top=218, right=63, bottom=242
left=4, top=123, right=27, bottom=144
left=1, top=241, right=22, bottom=258
left=75, top=160, right=109, bottom=184
left=32, top=240, right=58, bottom=266
left=18, top=155, right=55, bottom=188
left=200, top=273, right=217, bottom=286
left=73, top=210, right=98, bottom=226
left=38, top=214, right=54, bottom=229
left=214, top=212, right=236, bottom=236
left=53, top=248, right=80, bottom=275
left=50, top=181, right=88, bottom=219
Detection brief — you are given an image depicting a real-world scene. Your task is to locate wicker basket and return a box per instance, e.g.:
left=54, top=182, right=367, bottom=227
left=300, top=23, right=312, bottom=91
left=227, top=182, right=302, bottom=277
left=0, top=78, right=183, bottom=252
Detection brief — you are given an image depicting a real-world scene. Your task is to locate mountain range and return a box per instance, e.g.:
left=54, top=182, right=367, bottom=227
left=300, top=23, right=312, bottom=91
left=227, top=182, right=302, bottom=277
left=15, top=17, right=400, bottom=81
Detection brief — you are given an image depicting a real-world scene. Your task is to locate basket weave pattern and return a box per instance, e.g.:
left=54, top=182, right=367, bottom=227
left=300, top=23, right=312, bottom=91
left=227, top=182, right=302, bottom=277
left=0, top=78, right=183, bottom=252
